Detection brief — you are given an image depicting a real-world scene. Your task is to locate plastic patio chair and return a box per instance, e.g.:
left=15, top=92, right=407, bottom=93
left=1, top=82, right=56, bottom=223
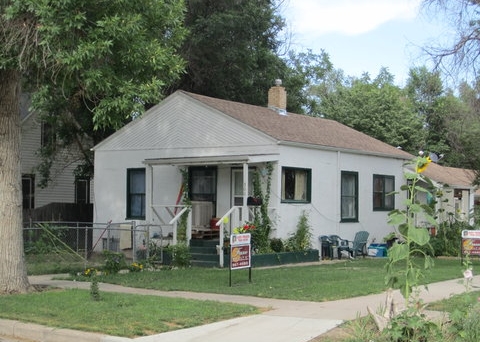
left=329, top=231, right=370, bottom=259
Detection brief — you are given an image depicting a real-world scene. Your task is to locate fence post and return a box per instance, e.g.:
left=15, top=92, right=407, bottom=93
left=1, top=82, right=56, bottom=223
left=84, top=226, right=88, bottom=266
left=132, top=221, right=136, bottom=263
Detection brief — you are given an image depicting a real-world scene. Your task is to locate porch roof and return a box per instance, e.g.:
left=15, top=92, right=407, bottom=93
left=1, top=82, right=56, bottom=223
left=143, top=154, right=279, bottom=166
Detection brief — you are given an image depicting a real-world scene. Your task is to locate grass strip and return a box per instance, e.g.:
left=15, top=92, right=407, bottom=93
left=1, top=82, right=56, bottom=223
left=81, top=258, right=467, bottom=302
left=0, top=289, right=259, bottom=338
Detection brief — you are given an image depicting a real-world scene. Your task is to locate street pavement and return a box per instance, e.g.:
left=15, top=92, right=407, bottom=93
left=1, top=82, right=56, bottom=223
left=0, top=267, right=478, bottom=342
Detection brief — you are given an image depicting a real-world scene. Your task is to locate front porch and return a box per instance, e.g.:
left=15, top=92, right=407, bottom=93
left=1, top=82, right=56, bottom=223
left=144, top=154, right=279, bottom=267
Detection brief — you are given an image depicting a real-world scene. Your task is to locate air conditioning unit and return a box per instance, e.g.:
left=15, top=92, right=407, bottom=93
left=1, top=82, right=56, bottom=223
left=191, top=201, right=213, bottom=228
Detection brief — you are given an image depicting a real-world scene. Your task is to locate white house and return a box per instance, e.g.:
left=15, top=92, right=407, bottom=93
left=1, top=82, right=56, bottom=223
left=92, top=84, right=420, bottom=256
left=20, top=94, right=93, bottom=222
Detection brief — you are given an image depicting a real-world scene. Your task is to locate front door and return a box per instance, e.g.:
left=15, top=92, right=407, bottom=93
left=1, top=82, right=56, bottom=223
left=231, top=168, right=254, bottom=206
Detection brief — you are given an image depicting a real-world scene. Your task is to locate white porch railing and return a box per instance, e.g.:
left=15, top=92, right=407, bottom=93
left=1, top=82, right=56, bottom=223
left=151, top=205, right=191, bottom=245
left=215, top=206, right=277, bottom=267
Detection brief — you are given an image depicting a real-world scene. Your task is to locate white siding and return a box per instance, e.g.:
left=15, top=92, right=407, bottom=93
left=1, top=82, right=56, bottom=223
left=21, top=111, right=93, bottom=209
left=272, top=145, right=407, bottom=248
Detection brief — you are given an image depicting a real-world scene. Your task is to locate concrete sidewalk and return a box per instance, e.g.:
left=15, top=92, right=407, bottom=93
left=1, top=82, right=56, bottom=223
left=1, top=273, right=478, bottom=342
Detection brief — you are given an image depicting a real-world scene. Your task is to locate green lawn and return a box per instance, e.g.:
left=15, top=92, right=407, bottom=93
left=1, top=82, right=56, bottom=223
left=0, top=257, right=471, bottom=338
left=0, top=289, right=258, bottom=337
left=80, top=257, right=468, bottom=302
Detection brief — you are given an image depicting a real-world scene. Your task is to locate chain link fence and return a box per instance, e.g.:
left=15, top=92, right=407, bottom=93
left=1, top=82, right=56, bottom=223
left=23, top=221, right=173, bottom=264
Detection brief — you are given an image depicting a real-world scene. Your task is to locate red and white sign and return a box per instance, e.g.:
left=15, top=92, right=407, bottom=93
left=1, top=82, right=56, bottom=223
left=462, top=230, right=480, bottom=256
left=230, top=233, right=251, bottom=269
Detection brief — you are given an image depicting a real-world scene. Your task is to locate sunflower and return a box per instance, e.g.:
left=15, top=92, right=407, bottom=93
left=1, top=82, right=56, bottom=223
left=416, top=156, right=432, bottom=173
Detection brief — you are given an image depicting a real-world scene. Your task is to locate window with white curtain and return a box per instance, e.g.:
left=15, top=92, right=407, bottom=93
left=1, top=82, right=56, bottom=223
left=281, top=167, right=311, bottom=203
left=373, top=174, right=395, bottom=211
left=341, top=171, right=358, bottom=222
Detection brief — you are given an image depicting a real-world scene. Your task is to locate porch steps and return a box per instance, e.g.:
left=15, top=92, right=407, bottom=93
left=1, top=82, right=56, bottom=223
left=189, top=239, right=221, bottom=267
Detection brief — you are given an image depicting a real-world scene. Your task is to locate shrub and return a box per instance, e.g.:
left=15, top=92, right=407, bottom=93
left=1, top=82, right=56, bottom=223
left=269, top=238, right=284, bottom=253
left=285, top=211, right=312, bottom=252
left=165, top=243, right=191, bottom=268
left=102, top=250, right=126, bottom=274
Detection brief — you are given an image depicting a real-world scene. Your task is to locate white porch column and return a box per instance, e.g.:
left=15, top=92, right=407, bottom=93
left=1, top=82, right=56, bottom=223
left=147, top=164, right=153, bottom=223
left=242, top=162, right=248, bottom=223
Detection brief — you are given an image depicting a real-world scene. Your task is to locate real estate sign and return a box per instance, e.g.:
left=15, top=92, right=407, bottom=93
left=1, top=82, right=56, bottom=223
left=462, top=230, right=480, bottom=256
left=230, top=233, right=251, bottom=269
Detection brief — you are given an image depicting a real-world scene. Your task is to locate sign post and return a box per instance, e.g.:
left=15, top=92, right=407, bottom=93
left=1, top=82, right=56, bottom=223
left=229, top=233, right=252, bottom=286
left=461, top=230, right=480, bottom=264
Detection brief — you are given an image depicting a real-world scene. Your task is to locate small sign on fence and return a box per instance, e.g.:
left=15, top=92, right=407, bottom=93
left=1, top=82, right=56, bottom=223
left=229, top=233, right=252, bottom=286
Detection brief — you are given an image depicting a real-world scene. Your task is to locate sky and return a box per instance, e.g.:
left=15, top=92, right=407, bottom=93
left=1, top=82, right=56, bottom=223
left=282, top=0, right=447, bottom=85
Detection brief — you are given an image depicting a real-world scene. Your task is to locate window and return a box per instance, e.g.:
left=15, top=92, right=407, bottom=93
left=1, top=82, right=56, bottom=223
left=75, top=178, right=90, bottom=204
left=22, top=174, right=35, bottom=210
left=281, top=167, right=311, bottom=203
left=373, top=175, right=395, bottom=211
left=341, top=171, right=358, bottom=222
left=127, top=168, right=146, bottom=219
left=41, top=121, right=55, bottom=148
left=189, top=167, right=217, bottom=202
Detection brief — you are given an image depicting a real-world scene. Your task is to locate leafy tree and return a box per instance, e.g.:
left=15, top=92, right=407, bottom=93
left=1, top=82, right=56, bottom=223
left=314, top=67, right=425, bottom=153
left=446, top=80, right=480, bottom=177
left=175, top=0, right=287, bottom=106
left=282, top=49, right=333, bottom=115
left=0, top=0, right=186, bottom=293
left=404, top=66, right=451, bottom=160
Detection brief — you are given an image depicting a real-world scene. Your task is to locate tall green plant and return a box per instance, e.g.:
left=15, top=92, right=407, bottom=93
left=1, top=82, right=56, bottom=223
left=285, top=211, right=312, bottom=252
left=251, top=162, right=273, bottom=252
left=385, top=154, right=437, bottom=305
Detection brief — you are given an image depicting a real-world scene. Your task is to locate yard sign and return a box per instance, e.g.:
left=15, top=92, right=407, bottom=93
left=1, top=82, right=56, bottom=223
left=462, top=230, right=480, bottom=258
left=229, top=233, right=252, bottom=286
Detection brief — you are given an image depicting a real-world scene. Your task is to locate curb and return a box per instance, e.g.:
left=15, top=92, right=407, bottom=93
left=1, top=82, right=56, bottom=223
left=0, top=318, right=130, bottom=342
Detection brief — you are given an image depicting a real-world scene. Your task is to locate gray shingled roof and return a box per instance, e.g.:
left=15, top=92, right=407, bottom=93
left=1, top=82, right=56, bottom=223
left=184, top=91, right=412, bottom=159
left=423, top=162, right=476, bottom=188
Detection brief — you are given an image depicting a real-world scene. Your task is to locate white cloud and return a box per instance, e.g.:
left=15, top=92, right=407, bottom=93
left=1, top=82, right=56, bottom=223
left=285, top=0, right=422, bottom=36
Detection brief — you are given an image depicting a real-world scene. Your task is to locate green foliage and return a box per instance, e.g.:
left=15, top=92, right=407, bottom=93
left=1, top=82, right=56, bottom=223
left=2, top=0, right=187, bottom=185
left=128, top=262, right=144, bottom=273
left=430, top=221, right=466, bottom=257
left=315, top=68, right=425, bottom=154
left=433, top=291, right=480, bottom=342
left=89, top=273, right=101, bottom=301
left=285, top=211, right=312, bottom=252
left=385, top=155, right=436, bottom=304
left=24, top=224, right=67, bottom=254
left=177, top=0, right=287, bottom=106
left=269, top=238, right=284, bottom=253
left=383, top=306, right=442, bottom=342
left=136, top=241, right=164, bottom=268
left=251, top=162, right=274, bottom=253
left=102, top=250, right=126, bottom=275
left=165, top=243, right=191, bottom=268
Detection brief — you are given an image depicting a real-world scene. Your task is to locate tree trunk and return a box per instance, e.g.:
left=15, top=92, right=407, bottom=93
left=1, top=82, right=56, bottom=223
left=0, top=69, right=31, bottom=294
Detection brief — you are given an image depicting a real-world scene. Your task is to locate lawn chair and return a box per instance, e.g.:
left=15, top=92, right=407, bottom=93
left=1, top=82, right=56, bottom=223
left=319, top=235, right=333, bottom=259
left=329, top=231, right=370, bottom=259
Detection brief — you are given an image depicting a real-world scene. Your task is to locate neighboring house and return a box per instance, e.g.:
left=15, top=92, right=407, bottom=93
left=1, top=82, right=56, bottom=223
left=20, top=94, right=93, bottom=222
left=422, top=162, right=477, bottom=226
left=92, top=84, right=421, bottom=253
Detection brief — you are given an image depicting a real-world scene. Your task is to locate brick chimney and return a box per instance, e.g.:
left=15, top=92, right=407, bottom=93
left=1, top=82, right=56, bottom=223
left=268, top=79, right=287, bottom=115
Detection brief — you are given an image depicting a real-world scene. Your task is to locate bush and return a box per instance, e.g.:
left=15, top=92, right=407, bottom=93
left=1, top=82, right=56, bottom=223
left=165, top=243, right=191, bottom=268
left=431, top=221, right=468, bottom=257
left=285, top=211, right=312, bottom=252
left=269, top=238, right=284, bottom=253
left=102, top=250, right=126, bottom=274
